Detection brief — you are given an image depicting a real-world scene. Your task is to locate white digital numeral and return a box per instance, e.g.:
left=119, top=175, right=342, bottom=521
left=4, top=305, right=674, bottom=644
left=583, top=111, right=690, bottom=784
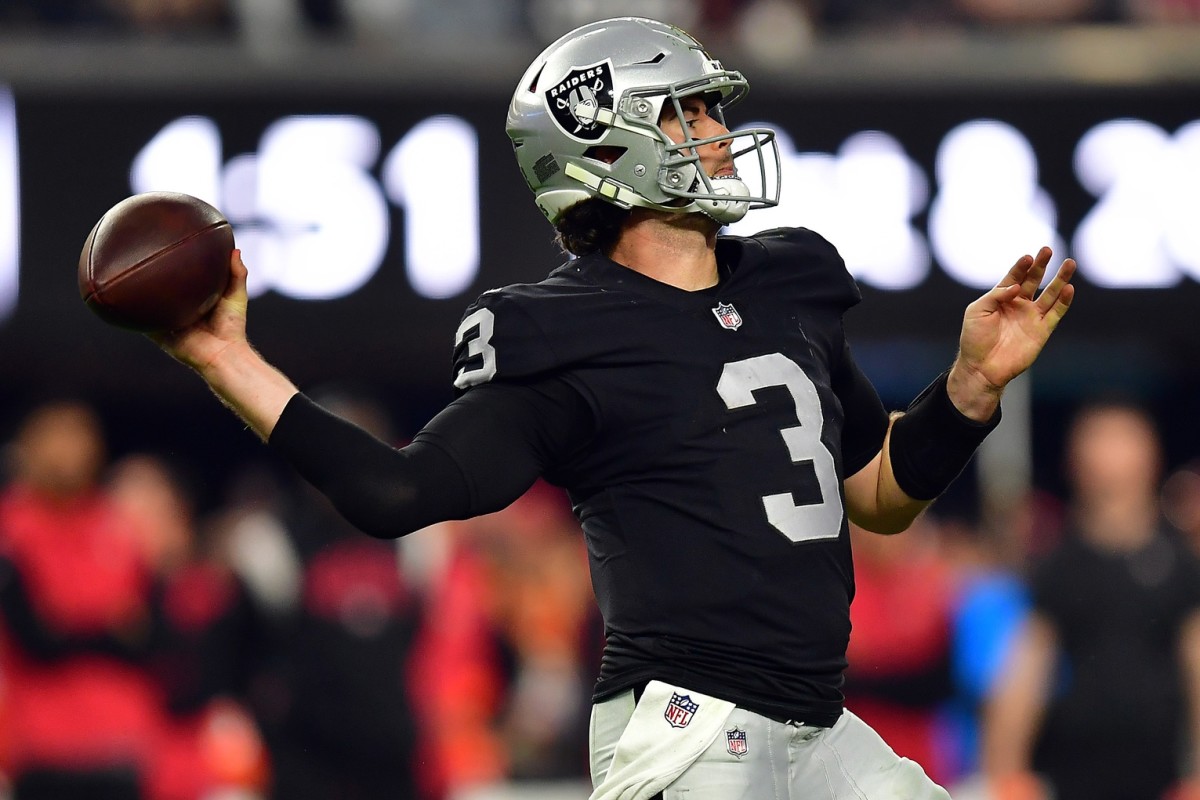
left=453, top=307, right=497, bottom=389
left=255, top=116, right=389, bottom=299
left=383, top=116, right=479, bottom=300
left=929, top=120, right=1064, bottom=288
left=717, top=354, right=843, bottom=543
left=130, top=116, right=223, bottom=206
left=129, top=113, right=481, bottom=301
left=0, top=86, right=17, bottom=322
left=1073, top=119, right=1200, bottom=287
left=729, top=126, right=929, bottom=290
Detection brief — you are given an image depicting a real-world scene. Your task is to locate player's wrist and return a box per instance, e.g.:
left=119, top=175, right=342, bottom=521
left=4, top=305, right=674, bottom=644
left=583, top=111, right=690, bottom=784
left=194, top=338, right=257, bottom=384
left=947, top=359, right=1003, bottom=423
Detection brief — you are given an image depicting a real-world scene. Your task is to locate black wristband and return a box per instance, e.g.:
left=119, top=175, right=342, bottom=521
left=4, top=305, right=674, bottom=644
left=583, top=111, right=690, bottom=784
left=888, top=371, right=1001, bottom=501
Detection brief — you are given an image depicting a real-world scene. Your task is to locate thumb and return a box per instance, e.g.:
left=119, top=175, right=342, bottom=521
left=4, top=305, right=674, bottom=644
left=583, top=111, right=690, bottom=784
left=217, top=249, right=249, bottom=318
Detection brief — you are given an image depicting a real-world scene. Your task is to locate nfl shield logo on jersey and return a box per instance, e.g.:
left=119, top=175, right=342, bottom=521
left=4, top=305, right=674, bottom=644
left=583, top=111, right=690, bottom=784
left=712, top=302, right=743, bottom=331
left=664, top=692, right=700, bottom=728
left=726, top=727, right=748, bottom=758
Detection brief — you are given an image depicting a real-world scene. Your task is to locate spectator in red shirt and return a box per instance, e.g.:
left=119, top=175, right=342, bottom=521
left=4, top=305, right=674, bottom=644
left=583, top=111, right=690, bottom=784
left=0, top=401, right=161, bottom=799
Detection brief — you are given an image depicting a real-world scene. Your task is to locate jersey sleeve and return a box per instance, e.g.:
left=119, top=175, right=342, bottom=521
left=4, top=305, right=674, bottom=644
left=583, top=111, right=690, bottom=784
left=832, top=340, right=889, bottom=476
left=452, top=290, right=559, bottom=393
left=268, top=377, right=594, bottom=538
left=749, top=227, right=863, bottom=312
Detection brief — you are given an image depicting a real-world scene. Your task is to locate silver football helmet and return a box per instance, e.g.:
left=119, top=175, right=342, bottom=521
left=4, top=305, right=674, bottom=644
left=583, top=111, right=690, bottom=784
left=507, top=17, right=781, bottom=225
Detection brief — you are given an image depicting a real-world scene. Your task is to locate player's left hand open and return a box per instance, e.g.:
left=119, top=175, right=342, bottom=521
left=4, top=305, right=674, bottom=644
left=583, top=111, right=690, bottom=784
left=956, top=246, right=1076, bottom=393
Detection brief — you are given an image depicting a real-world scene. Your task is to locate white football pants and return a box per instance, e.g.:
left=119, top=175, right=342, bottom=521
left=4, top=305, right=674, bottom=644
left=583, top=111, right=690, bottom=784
left=589, top=681, right=951, bottom=800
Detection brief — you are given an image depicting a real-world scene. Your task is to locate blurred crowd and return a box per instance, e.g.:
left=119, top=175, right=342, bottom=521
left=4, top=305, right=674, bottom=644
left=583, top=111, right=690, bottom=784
left=3, top=391, right=1200, bottom=800
left=0, top=395, right=600, bottom=800
left=0, top=0, right=1198, bottom=46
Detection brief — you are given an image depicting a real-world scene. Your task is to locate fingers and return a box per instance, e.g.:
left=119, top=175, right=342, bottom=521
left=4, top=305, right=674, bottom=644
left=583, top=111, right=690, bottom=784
left=996, top=246, right=1054, bottom=296
left=997, top=254, right=1034, bottom=289
left=1019, top=246, right=1053, bottom=298
left=977, top=282, right=1022, bottom=313
left=1035, top=257, right=1076, bottom=329
left=984, top=248, right=1077, bottom=324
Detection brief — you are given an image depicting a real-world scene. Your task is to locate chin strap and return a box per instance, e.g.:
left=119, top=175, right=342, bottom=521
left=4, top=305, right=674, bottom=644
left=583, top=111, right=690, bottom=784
left=563, top=161, right=648, bottom=209
left=694, top=176, right=751, bottom=224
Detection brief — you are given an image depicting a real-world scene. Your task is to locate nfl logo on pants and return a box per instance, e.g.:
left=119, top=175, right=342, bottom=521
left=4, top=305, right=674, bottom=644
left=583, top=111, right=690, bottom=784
left=726, top=727, right=748, bottom=757
left=664, top=693, right=699, bottom=728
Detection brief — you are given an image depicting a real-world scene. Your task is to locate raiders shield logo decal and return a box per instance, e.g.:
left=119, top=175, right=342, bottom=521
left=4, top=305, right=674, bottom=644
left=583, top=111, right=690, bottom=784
left=545, top=60, right=615, bottom=142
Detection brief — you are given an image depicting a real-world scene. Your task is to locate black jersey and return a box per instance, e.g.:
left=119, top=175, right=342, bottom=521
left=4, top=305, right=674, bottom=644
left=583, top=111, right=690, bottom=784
left=451, top=227, right=888, bottom=726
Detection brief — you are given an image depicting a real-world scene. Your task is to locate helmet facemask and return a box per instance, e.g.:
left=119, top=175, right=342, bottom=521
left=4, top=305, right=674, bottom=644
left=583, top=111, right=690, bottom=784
left=648, top=78, right=779, bottom=223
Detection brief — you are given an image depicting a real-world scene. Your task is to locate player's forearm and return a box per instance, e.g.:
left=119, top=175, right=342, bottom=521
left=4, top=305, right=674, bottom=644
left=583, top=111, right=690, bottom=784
left=196, top=340, right=299, bottom=441
left=844, top=423, right=929, bottom=535
left=873, top=422, right=931, bottom=531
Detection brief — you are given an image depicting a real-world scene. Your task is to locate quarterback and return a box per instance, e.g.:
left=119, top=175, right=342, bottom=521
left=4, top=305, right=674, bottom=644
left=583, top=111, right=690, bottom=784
left=156, top=17, right=1074, bottom=800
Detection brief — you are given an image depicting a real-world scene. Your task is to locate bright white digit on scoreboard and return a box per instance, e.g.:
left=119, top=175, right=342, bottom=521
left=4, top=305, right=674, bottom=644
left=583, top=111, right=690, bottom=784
left=928, top=119, right=1064, bottom=288
left=130, top=114, right=478, bottom=302
left=730, top=126, right=930, bottom=290
left=0, top=87, right=17, bottom=321
left=1073, top=119, right=1200, bottom=287
left=382, top=115, right=479, bottom=300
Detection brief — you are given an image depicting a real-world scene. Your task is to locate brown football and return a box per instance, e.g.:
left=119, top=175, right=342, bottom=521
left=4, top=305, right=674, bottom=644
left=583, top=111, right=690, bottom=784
left=78, top=191, right=234, bottom=332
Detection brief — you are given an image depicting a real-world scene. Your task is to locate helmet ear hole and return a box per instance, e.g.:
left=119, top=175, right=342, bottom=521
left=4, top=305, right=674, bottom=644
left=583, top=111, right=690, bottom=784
left=584, top=145, right=627, bottom=165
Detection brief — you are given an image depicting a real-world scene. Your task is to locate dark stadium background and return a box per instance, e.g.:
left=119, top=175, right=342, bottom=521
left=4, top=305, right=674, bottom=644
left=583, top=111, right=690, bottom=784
left=1, top=72, right=1198, bottom=509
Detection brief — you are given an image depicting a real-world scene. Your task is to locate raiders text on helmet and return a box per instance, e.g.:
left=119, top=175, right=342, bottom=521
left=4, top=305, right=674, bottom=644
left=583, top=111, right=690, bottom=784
left=507, top=17, right=781, bottom=226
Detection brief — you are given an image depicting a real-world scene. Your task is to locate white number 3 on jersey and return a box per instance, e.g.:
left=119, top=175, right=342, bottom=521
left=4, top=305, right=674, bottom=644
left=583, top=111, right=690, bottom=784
left=454, top=307, right=498, bottom=389
left=718, top=353, right=844, bottom=543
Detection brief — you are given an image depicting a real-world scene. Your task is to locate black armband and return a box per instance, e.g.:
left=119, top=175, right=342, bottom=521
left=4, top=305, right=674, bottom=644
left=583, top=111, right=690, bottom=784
left=888, top=372, right=1000, bottom=501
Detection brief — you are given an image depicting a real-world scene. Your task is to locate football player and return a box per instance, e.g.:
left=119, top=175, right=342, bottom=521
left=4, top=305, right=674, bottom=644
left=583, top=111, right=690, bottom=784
left=155, top=17, right=1075, bottom=800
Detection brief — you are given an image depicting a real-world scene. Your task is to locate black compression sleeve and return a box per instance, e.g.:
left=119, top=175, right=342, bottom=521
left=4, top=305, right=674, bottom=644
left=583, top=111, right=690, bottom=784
left=415, top=378, right=594, bottom=513
left=268, top=377, right=593, bottom=538
left=888, top=371, right=1001, bottom=501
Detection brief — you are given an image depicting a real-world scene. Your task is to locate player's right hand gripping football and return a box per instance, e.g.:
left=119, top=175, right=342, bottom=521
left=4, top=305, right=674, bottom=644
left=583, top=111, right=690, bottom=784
left=151, top=250, right=251, bottom=374
left=151, top=251, right=298, bottom=441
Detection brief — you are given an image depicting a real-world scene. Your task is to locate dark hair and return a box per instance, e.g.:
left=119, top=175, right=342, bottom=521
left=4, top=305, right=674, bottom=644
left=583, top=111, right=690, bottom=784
left=554, top=198, right=631, bottom=257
